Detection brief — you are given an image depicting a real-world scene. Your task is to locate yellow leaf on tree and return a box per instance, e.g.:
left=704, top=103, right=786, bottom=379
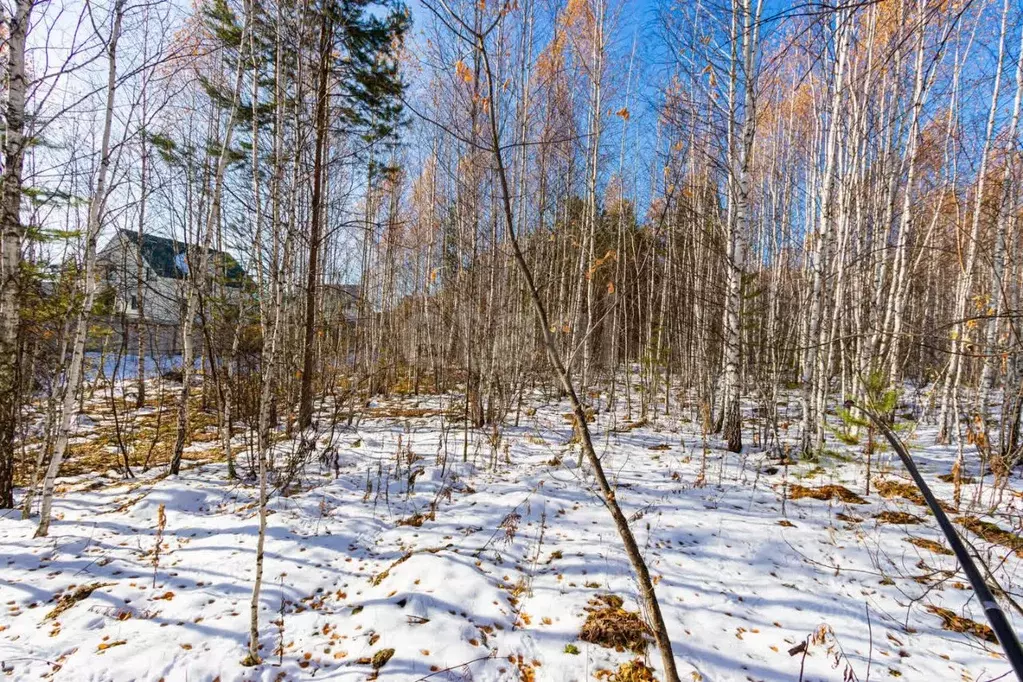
left=455, top=60, right=473, bottom=84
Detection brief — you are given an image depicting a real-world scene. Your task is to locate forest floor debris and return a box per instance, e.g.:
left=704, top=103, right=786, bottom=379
left=788, top=483, right=867, bottom=504
left=958, top=516, right=1023, bottom=557
left=1, top=389, right=1020, bottom=681
left=579, top=594, right=651, bottom=654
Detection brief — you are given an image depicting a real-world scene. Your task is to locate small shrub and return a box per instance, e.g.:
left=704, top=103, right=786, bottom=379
left=938, top=472, right=975, bottom=484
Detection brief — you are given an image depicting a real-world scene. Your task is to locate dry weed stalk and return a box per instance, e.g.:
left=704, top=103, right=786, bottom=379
left=152, top=503, right=166, bottom=588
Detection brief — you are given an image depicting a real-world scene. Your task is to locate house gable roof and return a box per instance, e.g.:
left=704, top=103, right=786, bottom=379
left=117, top=229, right=248, bottom=288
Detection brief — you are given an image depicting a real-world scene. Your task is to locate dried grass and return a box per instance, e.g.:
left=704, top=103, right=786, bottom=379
left=875, top=479, right=953, bottom=511
left=364, top=407, right=451, bottom=419
left=595, top=659, right=658, bottom=682
left=562, top=409, right=596, bottom=424
left=875, top=479, right=925, bottom=504
left=397, top=512, right=428, bottom=527
left=579, top=594, right=651, bottom=654
left=905, top=537, right=953, bottom=555
left=46, top=582, right=113, bottom=621
left=958, top=517, right=1023, bottom=557
left=926, top=605, right=996, bottom=643
left=371, top=648, right=395, bottom=669
left=35, top=397, right=225, bottom=480
left=613, top=418, right=649, bottom=433
left=874, top=511, right=923, bottom=524
left=789, top=484, right=866, bottom=505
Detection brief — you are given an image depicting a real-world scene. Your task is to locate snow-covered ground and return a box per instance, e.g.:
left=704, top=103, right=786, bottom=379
left=83, top=352, right=187, bottom=382
left=1, top=390, right=1020, bottom=681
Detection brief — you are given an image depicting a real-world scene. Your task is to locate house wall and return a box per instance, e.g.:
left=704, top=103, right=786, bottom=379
left=97, top=232, right=253, bottom=359
left=99, top=233, right=183, bottom=326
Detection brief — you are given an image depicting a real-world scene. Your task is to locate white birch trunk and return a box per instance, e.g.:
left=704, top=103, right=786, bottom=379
left=36, top=0, right=125, bottom=536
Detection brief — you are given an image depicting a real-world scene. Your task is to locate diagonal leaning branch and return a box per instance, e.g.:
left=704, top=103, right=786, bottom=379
left=854, top=400, right=1023, bottom=680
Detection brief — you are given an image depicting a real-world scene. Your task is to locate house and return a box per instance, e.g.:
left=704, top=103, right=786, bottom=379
left=97, top=229, right=250, bottom=355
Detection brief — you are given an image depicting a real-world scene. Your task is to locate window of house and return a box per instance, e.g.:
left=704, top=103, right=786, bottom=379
left=130, top=294, right=138, bottom=310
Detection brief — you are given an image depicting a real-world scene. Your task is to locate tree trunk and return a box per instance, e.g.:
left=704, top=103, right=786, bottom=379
left=297, top=7, right=332, bottom=432
left=0, top=0, right=34, bottom=509
left=36, top=0, right=124, bottom=536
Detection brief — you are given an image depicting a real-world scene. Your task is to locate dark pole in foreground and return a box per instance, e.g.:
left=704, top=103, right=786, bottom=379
left=853, top=401, right=1023, bottom=681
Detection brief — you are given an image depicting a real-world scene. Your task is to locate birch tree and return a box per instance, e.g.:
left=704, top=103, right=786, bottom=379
left=0, top=0, right=35, bottom=509
left=36, top=0, right=125, bottom=537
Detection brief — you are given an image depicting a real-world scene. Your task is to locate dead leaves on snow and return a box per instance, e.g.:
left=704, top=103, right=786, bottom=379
left=595, top=658, right=658, bottom=682
left=958, top=516, right=1023, bottom=557
left=874, top=511, right=923, bottom=525
left=45, top=582, right=113, bottom=621
left=926, top=605, right=996, bottom=643
left=788, top=484, right=866, bottom=505
left=905, top=537, right=953, bottom=556
left=875, top=478, right=953, bottom=512
left=579, top=594, right=651, bottom=654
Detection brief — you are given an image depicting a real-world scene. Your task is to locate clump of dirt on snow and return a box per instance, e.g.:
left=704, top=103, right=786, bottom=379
left=580, top=594, right=651, bottom=654
left=789, top=484, right=866, bottom=505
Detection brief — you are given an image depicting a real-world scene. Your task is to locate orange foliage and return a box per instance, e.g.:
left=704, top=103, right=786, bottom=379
left=562, top=0, right=596, bottom=36
left=455, top=59, right=474, bottom=84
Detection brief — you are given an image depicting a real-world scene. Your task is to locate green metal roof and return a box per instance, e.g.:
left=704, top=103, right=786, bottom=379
left=119, top=229, right=247, bottom=288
